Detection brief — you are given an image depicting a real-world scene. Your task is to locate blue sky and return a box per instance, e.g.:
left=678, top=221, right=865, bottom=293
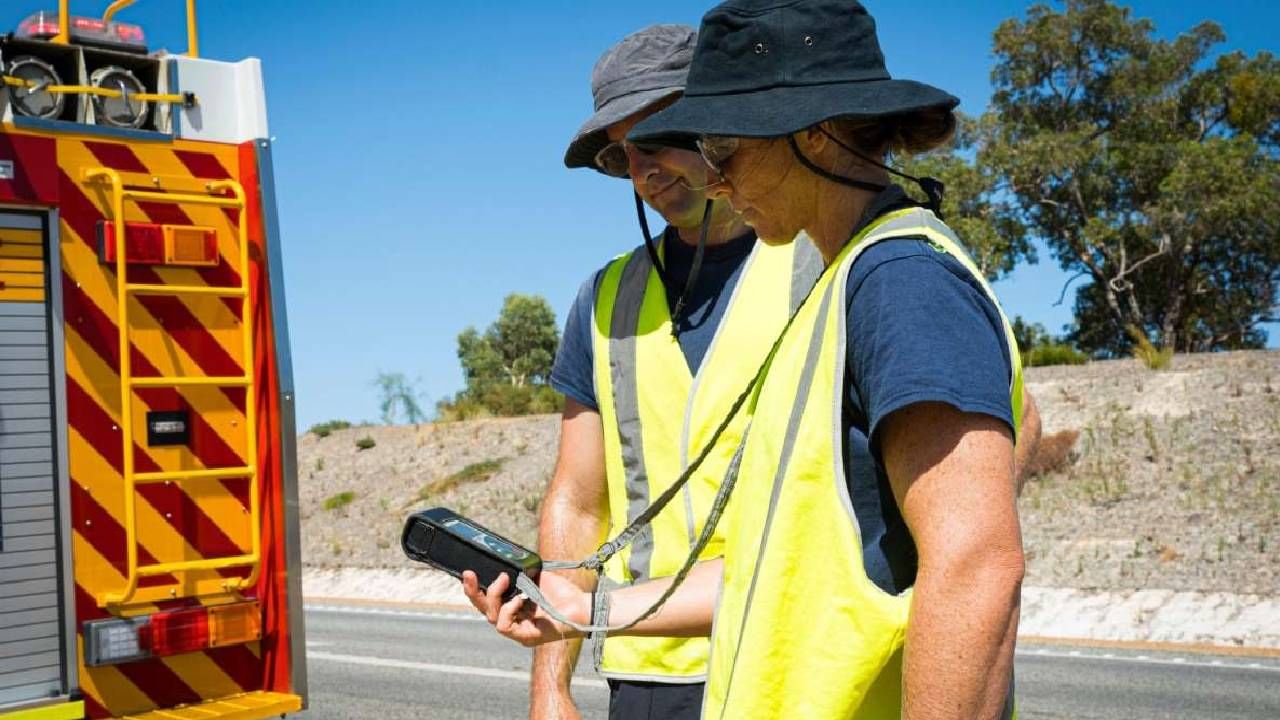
left=6, top=1, right=1275, bottom=428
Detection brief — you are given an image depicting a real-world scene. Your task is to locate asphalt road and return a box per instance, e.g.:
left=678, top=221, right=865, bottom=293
left=295, top=605, right=1280, bottom=720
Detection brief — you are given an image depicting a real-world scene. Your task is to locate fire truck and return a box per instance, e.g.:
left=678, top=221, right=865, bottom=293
left=0, top=2, right=305, bottom=718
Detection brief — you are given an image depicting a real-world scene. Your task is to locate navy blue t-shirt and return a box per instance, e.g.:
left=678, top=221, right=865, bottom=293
left=839, top=187, right=1015, bottom=595
left=550, top=227, right=758, bottom=411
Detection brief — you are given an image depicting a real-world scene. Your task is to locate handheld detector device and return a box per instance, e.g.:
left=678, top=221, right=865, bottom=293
left=402, top=507, right=542, bottom=601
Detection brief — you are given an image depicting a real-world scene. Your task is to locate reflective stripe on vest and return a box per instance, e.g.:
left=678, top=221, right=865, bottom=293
left=591, top=235, right=821, bottom=681
left=705, top=208, right=1022, bottom=718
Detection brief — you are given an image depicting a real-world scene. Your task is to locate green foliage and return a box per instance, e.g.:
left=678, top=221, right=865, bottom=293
left=898, top=114, right=1034, bottom=281
left=354, top=435, right=376, bottom=451
left=446, top=294, right=562, bottom=417
left=1011, top=316, right=1089, bottom=367
left=373, top=372, right=427, bottom=425
left=1128, top=327, right=1174, bottom=370
left=309, top=419, right=351, bottom=438
left=404, top=457, right=508, bottom=508
left=323, top=491, right=355, bottom=511
left=434, top=396, right=493, bottom=423
left=981, top=0, right=1280, bottom=355
left=1027, top=343, right=1090, bottom=368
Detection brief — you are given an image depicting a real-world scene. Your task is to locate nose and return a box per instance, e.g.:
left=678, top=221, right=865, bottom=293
left=626, top=144, right=661, bottom=182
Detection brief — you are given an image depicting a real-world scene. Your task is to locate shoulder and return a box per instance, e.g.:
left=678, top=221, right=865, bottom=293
left=845, top=237, right=984, bottom=298
left=840, top=235, right=1015, bottom=443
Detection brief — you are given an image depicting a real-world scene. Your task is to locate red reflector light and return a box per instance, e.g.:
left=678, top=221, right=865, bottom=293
left=99, top=222, right=219, bottom=267
left=84, top=601, right=262, bottom=666
left=148, top=607, right=209, bottom=657
left=99, top=221, right=165, bottom=265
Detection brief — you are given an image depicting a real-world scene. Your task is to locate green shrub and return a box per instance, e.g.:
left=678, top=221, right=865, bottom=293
left=1024, top=342, right=1089, bottom=367
left=435, top=396, right=492, bottom=422
left=323, top=491, right=355, bottom=511
left=354, top=436, right=376, bottom=451
left=310, top=420, right=352, bottom=438
left=405, top=458, right=508, bottom=508
left=1128, top=328, right=1173, bottom=370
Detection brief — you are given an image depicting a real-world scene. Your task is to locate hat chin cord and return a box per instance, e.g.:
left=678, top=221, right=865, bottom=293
left=786, top=132, right=946, bottom=218
left=634, top=192, right=711, bottom=337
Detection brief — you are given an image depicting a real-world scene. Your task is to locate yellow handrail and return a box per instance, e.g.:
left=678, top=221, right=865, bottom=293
left=53, top=1, right=70, bottom=44
left=187, top=0, right=200, bottom=58
left=102, top=0, right=137, bottom=23
left=2, top=76, right=192, bottom=105
left=83, top=167, right=260, bottom=607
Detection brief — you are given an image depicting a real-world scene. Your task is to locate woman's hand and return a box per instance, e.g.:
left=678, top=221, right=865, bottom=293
left=461, top=570, right=591, bottom=647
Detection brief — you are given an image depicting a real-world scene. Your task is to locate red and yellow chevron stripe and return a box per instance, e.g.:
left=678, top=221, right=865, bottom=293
left=0, top=126, right=294, bottom=718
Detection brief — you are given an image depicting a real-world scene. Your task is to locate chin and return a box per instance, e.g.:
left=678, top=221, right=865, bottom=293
left=750, top=222, right=795, bottom=246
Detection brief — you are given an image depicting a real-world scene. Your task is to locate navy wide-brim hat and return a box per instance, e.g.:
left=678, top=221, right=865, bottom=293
left=629, top=0, right=959, bottom=146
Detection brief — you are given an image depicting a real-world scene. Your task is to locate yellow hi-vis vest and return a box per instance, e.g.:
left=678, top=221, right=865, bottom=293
left=705, top=208, right=1024, bottom=718
left=592, top=235, right=823, bottom=682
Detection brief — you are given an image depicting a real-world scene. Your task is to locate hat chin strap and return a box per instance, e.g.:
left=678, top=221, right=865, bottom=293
left=786, top=133, right=946, bottom=218
left=634, top=193, right=711, bottom=337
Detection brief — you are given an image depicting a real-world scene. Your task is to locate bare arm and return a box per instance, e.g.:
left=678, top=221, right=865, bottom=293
left=529, top=399, right=609, bottom=720
left=881, top=402, right=1024, bottom=720
left=1012, top=387, right=1042, bottom=495
left=462, top=558, right=722, bottom=644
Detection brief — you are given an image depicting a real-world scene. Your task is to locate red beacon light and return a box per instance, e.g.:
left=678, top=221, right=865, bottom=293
left=15, top=10, right=148, bottom=53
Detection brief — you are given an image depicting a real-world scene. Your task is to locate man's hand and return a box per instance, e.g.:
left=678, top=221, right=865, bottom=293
left=461, top=570, right=590, bottom=648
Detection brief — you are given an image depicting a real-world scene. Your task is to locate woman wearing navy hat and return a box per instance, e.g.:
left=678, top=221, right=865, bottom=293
left=466, top=2, right=1026, bottom=717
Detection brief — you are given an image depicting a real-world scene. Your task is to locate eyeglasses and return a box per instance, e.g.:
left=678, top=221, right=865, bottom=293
left=696, top=136, right=740, bottom=178
left=593, top=140, right=667, bottom=178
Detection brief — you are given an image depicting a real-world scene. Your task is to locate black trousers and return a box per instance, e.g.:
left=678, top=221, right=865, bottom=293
left=607, top=680, right=705, bottom=720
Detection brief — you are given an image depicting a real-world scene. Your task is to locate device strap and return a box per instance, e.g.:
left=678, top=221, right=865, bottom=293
left=514, top=435, right=748, bottom=634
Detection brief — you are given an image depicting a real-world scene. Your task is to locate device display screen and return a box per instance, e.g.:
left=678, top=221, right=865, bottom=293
left=442, top=518, right=532, bottom=564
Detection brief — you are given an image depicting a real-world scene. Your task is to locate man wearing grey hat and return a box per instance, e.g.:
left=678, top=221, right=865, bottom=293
left=529, top=23, right=821, bottom=720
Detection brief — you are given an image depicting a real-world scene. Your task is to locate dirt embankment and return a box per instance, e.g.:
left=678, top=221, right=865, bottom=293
left=300, top=350, right=1280, bottom=597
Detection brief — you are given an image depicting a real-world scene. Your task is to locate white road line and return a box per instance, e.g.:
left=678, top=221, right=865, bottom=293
left=304, top=605, right=1280, bottom=675
left=308, top=650, right=608, bottom=689
left=306, top=604, right=482, bottom=622
left=1016, top=649, right=1280, bottom=673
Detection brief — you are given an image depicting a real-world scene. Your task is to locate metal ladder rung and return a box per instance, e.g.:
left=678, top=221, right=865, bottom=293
left=130, top=375, right=251, bottom=388
left=127, top=283, right=247, bottom=298
left=135, top=466, right=255, bottom=484
left=122, top=188, right=243, bottom=209
left=137, top=554, right=257, bottom=577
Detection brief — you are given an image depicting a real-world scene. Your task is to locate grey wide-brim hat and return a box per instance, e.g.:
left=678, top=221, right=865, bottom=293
left=564, top=24, right=697, bottom=171
left=630, top=0, right=958, bottom=146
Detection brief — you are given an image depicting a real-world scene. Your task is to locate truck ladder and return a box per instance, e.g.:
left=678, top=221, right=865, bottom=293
left=83, top=167, right=261, bottom=607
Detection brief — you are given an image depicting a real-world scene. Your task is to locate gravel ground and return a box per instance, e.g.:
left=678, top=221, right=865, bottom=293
left=300, top=350, right=1280, bottom=598
left=1019, top=350, right=1279, bottom=595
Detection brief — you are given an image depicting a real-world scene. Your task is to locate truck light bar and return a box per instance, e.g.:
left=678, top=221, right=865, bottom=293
left=99, top=221, right=219, bottom=267
left=17, top=11, right=148, bottom=53
left=84, top=601, right=262, bottom=667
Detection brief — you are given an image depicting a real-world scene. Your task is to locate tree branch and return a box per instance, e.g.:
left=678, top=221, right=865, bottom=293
left=1054, top=271, right=1089, bottom=306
